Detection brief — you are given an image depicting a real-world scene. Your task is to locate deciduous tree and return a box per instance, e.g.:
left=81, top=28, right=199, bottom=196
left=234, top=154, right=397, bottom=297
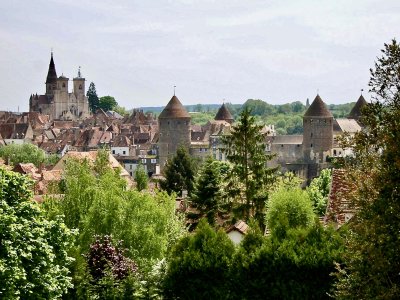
left=0, top=167, right=74, bottom=299
left=99, top=96, right=118, bottom=112
left=334, top=39, right=400, bottom=299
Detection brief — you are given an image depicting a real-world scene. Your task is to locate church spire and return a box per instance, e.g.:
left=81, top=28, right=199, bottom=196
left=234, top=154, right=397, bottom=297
left=45, top=52, right=57, bottom=84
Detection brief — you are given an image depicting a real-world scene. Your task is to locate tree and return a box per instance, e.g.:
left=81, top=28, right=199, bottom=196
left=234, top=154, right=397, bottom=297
left=159, top=146, right=197, bottom=196
left=99, top=96, right=118, bottom=112
left=134, top=163, right=148, bottom=191
left=190, top=157, right=231, bottom=226
left=334, top=39, right=400, bottom=299
left=266, top=186, right=315, bottom=240
left=0, top=167, right=74, bottom=299
left=231, top=222, right=344, bottom=299
left=86, top=82, right=99, bottom=113
left=0, top=143, right=46, bottom=167
left=42, top=153, right=185, bottom=297
left=163, top=219, right=234, bottom=299
left=307, top=168, right=332, bottom=216
left=222, top=107, right=277, bottom=228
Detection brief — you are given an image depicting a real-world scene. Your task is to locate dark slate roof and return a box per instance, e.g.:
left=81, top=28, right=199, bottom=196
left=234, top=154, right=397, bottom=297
left=45, top=53, right=57, bottom=84
left=215, top=103, right=233, bottom=121
left=348, top=95, right=367, bottom=119
left=304, top=95, right=333, bottom=117
left=158, top=95, right=190, bottom=119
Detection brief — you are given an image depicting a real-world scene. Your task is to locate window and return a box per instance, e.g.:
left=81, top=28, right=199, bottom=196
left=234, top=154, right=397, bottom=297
left=151, top=159, right=157, bottom=164
left=79, top=84, right=82, bottom=90
left=130, top=165, right=132, bottom=169
left=311, top=144, right=313, bottom=147
left=142, top=159, right=146, bottom=163
left=112, top=150, right=115, bottom=154
left=62, top=83, right=66, bottom=88
left=123, top=150, right=126, bottom=155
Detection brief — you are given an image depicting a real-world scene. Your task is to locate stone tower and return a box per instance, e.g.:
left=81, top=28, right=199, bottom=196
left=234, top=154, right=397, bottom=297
left=303, top=95, right=333, bottom=163
left=214, top=103, right=234, bottom=124
left=73, top=67, right=85, bottom=99
left=158, top=95, right=191, bottom=169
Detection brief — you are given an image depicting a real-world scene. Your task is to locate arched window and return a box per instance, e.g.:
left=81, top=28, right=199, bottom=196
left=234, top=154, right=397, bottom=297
left=62, top=83, right=66, bottom=88
left=79, top=84, right=82, bottom=90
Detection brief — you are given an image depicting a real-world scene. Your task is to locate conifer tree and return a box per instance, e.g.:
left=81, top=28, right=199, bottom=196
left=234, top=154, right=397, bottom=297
left=160, top=146, right=196, bottom=196
left=222, top=107, right=277, bottom=228
left=86, top=82, right=99, bottom=113
left=191, top=157, right=230, bottom=226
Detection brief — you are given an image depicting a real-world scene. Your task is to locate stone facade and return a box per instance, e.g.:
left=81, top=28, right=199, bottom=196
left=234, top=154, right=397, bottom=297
left=29, top=53, right=90, bottom=121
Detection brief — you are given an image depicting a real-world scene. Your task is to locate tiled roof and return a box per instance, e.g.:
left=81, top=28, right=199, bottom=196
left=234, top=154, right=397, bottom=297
left=215, top=103, right=234, bottom=122
left=348, top=95, right=368, bottom=120
left=304, top=95, right=333, bottom=117
left=159, top=95, right=190, bottom=119
left=227, top=220, right=249, bottom=234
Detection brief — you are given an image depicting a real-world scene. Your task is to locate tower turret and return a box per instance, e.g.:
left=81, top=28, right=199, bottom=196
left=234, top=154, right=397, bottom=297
left=215, top=103, right=234, bottom=124
left=348, top=94, right=367, bottom=121
left=303, top=94, right=333, bottom=163
left=158, top=95, right=191, bottom=168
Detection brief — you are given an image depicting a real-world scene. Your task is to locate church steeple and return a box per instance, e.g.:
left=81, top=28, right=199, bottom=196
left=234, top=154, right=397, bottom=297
left=46, top=52, right=58, bottom=95
left=46, top=52, right=57, bottom=84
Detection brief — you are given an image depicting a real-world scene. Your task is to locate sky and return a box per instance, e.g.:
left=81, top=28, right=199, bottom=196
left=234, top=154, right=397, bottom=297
left=1, top=0, right=399, bottom=111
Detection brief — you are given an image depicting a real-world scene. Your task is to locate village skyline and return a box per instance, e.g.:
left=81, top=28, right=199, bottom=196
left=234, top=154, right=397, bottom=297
left=1, top=0, right=400, bottom=111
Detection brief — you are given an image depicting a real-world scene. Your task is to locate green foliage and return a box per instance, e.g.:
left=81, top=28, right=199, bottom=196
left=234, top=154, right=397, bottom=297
left=113, top=105, right=129, bottom=117
left=160, top=146, right=197, bottom=196
left=0, top=143, right=51, bottom=167
left=86, top=82, right=99, bottom=113
left=0, top=167, right=74, bottom=299
left=307, top=168, right=332, bottom=216
left=42, top=153, right=185, bottom=297
left=191, top=157, right=231, bottom=226
left=134, top=163, right=148, bottom=191
left=99, top=95, right=118, bottom=112
left=231, top=222, right=344, bottom=299
left=190, top=111, right=218, bottom=125
left=222, top=107, right=277, bottom=228
left=266, top=186, right=315, bottom=239
left=163, top=219, right=235, bottom=299
left=334, top=39, right=400, bottom=299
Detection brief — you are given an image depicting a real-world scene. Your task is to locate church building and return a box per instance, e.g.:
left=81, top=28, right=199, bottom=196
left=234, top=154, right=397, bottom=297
left=29, top=53, right=90, bottom=121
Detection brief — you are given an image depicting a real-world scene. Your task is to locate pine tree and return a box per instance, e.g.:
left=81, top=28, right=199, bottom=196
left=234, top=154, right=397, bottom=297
left=159, top=146, right=196, bottom=196
left=222, top=107, right=277, bottom=228
left=86, top=82, right=99, bottom=113
left=191, top=157, right=230, bottom=226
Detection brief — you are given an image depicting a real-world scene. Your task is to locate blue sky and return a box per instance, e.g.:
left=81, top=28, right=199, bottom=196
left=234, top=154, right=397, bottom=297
left=0, top=0, right=399, bottom=111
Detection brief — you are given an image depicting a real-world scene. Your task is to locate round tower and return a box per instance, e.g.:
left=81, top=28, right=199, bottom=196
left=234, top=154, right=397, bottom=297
left=158, top=95, right=191, bottom=168
left=303, top=94, right=333, bottom=163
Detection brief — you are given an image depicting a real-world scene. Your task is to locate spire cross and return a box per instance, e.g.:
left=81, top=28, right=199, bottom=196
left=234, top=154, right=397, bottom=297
left=361, top=88, right=364, bottom=95
left=78, top=66, right=81, bottom=78
left=174, top=85, right=176, bottom=96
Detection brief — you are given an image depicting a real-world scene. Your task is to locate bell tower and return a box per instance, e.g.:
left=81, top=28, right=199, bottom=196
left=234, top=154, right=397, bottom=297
left=73, top=66, right=85, bottom=98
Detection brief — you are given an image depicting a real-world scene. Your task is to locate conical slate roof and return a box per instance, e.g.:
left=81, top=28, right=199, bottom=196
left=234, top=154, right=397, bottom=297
left=45, top=53, right=57, bottom=84
left=159, top=95, right=190, bottom=119
left=304, top=95, right=333, bottom=117
left=215, top=103, right=234, bottom=122
left=348, top=95, right=367, bottom=119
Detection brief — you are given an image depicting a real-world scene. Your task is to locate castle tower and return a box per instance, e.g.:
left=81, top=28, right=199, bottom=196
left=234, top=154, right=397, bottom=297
left=158, top=95, right=191, bottom=169
left=348, top=94, right=367, bottom=121
left=214, top=103, right=234, bottom=124
left=303, top=95, right=333, bottom=163
left=45, top=52, right=58, bottom=96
